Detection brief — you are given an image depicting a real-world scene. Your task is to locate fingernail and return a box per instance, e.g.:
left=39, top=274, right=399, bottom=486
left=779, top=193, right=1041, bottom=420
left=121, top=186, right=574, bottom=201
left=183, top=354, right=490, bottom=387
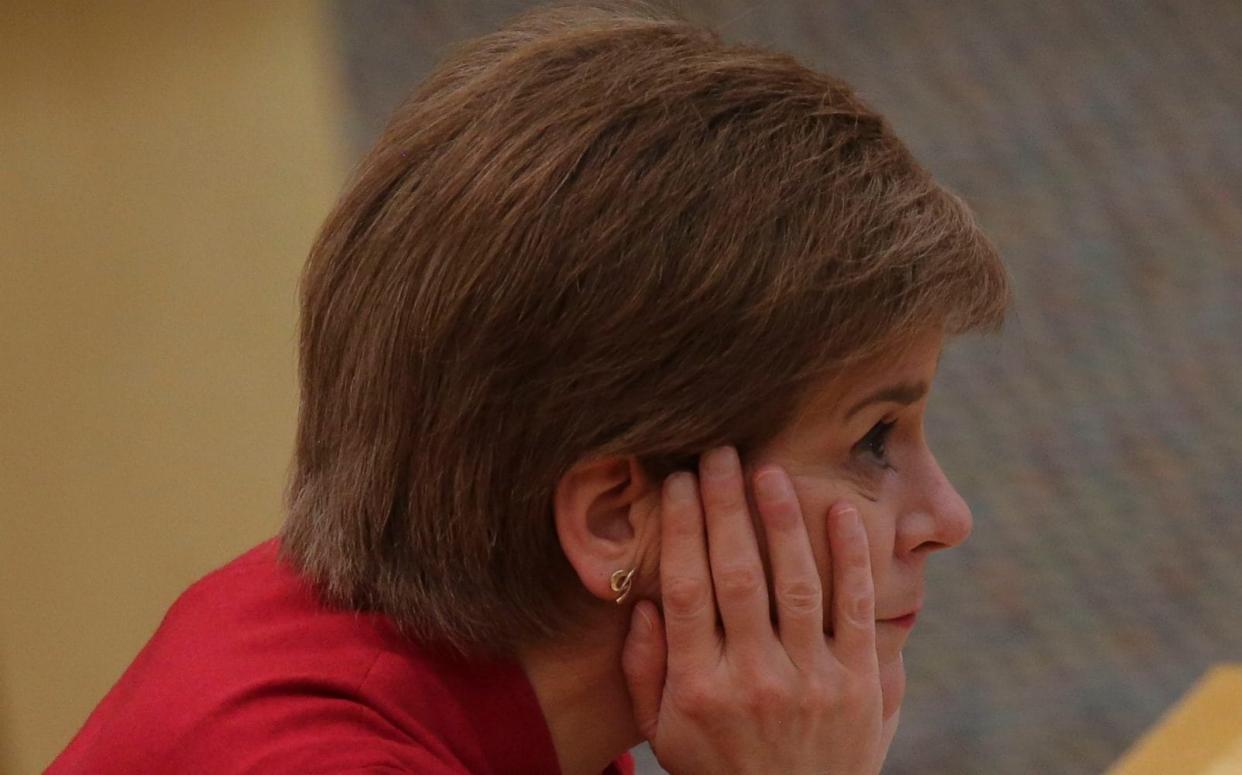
left=837, top=505, right=860, bottom=532
left=701, top=446, right=736, bottom=479
left=666, top=472, right=695, bottom=502
left=633, top=602, right=653, bottom=634
left=754, top=468, right=791, bottom=502
left=851, top=591, right=873, bottom=623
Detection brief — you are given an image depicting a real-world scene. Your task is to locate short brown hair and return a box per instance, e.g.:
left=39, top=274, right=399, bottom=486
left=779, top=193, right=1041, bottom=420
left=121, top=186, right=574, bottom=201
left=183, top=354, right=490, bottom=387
left=282, top=3, right=1009, bottom=653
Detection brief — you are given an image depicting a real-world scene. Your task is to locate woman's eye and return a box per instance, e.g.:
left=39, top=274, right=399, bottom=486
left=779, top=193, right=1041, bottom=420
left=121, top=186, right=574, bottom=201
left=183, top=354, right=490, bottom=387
left=854, top=420, right=896, bottom=467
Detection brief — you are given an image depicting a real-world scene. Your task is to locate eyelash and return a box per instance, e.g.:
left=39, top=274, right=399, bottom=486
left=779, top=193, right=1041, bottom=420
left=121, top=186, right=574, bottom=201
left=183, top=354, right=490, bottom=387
left=853, top=420, right=896, bottom=469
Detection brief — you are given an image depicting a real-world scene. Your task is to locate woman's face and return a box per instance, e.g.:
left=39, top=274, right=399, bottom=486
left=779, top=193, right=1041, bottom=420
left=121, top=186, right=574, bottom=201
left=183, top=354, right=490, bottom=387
left=747, top=329, right=972, bottom=717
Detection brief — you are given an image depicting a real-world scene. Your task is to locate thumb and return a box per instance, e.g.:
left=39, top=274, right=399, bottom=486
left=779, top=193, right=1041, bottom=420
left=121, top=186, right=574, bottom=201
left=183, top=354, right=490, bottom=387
left=621, top=600, right=666, bottom=740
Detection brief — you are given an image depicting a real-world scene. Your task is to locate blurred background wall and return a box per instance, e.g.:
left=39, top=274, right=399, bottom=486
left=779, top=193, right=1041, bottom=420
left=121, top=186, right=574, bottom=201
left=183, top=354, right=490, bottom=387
left=3, top=1, right=1239, bottom=773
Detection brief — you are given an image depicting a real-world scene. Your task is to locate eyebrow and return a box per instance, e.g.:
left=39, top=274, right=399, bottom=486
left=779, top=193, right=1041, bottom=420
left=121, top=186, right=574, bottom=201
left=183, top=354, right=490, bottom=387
left=844, top=380, right=929, bottom=419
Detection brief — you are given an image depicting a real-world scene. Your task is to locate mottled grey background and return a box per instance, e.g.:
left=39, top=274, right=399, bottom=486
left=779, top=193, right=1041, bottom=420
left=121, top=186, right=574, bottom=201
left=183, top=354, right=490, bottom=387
left=327, top=2, right=1242, bottom=772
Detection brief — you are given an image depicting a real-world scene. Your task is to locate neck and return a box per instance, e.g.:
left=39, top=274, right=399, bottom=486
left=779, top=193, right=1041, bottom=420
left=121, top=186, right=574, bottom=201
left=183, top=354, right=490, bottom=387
left=518, top=614, right=640, bottom=775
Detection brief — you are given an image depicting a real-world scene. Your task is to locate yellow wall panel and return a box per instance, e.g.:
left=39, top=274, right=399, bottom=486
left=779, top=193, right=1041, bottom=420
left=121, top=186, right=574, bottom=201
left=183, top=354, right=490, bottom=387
left=0, top=2, right=346, bottom=771
left=1108, top=666, right=1242, bottom=775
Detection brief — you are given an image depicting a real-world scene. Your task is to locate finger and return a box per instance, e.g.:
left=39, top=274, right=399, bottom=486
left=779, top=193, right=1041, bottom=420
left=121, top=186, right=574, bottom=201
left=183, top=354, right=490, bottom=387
left=659, top=471, right=718, bottom=673
left=753, top=465, right=823, bottom=667
left=700, top=446, right=772, bottom=649
left=826, top=502, right=878, bottom=672
left=621, top=600, right=667, bottom=741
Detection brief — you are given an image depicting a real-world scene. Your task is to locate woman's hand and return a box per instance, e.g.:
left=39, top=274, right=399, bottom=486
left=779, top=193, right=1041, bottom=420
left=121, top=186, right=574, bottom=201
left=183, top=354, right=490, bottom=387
left=621, top=446, right=888, bottom=775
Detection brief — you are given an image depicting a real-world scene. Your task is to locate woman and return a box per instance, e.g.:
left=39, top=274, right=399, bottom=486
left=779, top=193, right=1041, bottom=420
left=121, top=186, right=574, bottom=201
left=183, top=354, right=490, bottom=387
left=51, top=4, right=1008, bottom=774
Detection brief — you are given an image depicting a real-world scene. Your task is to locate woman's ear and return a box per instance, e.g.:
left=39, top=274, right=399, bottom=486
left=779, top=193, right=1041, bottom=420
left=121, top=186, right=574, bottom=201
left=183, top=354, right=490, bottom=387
left=554, top=455, right=658, bottom=604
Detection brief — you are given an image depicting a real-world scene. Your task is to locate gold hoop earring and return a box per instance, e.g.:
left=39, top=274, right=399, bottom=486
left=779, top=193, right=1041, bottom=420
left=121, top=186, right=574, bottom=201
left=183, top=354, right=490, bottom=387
left=609, top=568, right=635, bottom=605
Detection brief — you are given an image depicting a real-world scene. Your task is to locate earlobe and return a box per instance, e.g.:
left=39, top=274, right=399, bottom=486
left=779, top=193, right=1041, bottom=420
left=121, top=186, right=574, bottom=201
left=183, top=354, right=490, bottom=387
left=554, top=456, right=656, bottom=604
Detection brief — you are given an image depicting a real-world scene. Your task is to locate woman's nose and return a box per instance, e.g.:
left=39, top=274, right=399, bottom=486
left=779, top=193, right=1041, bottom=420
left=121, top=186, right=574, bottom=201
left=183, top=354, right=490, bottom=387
left=895, top=453, right=973, bottom=556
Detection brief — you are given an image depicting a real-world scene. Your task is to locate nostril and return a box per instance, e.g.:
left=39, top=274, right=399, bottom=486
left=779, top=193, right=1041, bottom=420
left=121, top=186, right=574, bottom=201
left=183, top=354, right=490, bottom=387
left=914, top=538, right=950, bottom=555
left=897, top=511, right=939, bottom=555
left=898, top=504, right=971, bottom=555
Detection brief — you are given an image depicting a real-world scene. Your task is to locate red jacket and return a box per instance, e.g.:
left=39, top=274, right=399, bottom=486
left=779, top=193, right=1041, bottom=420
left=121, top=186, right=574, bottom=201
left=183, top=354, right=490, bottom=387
left=49, top=540, right=635, bottom=774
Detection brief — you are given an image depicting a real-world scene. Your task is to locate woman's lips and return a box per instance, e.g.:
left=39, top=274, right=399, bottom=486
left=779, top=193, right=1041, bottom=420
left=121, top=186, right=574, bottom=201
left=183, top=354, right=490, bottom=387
left=879, top=612, right=918, bottom=630
left=823, top=610, right=919, bottom=636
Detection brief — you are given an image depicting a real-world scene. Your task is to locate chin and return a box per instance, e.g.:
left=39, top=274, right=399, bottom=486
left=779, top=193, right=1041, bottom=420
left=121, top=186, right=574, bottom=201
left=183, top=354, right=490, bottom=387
left=875, top=623, right=912, bottom=660
left=879, top=653, right=906, bottom=720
